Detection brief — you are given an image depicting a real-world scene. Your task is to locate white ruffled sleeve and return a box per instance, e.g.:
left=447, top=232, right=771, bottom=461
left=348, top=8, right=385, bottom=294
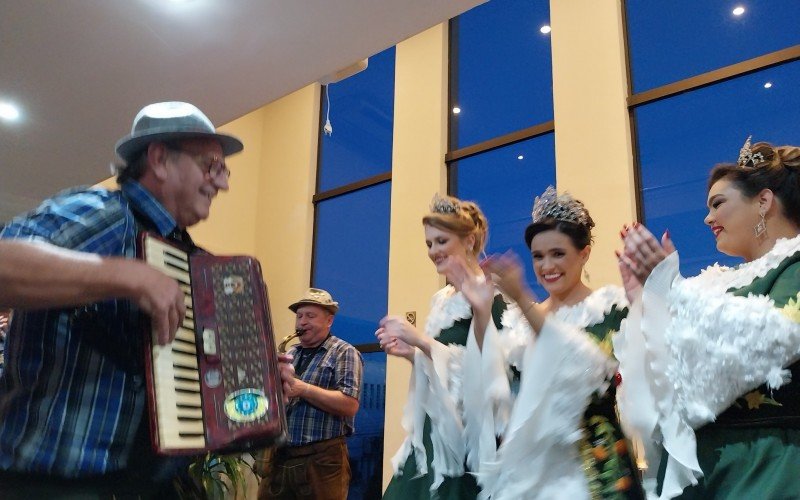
left=462, top=301, right=522, bottom=476
left=390, top=290, right=469, bottom=491
left=391, top=344, right=467, bottom=489
left=615, top=251, right=800, bottom=499
left=476, top=315, right=616, bottom=500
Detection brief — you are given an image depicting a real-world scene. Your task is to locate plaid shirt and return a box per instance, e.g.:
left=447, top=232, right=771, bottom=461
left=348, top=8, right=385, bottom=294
left=0, top=181, right=178, bottom=477
left=286, top=335, right=363, bottom=446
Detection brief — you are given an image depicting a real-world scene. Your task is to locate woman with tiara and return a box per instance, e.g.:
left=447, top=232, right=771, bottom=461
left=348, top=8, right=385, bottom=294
left=473, top=186, right=643, bottom=499
left=376, top=194, right=519, bottom=499
left=616, top=138, right=800, bottom=499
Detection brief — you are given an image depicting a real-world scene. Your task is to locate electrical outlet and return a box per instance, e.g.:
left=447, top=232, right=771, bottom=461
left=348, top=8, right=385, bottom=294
left=405, top=311, right=416, bottom=326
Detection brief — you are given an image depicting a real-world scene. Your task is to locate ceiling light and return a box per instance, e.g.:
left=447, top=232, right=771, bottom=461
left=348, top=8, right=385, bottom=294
left=764, top=82, right=773, bottom=89
left=452, top=107, right=461, bottom=114
left=540, top=25, right=552, bottom=34
left=517, top=155, right=524, bottom=160
left=732, top=6, right=745, bottom=16
left=0, top=101, right=20, bottom=121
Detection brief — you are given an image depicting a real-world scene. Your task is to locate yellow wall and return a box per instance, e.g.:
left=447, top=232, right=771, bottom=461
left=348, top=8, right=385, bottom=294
left=383, top=23, right=450, bottom=489
left=248, top=84, right=321, bottom=340
left=550, top=0, right=636, bottom=287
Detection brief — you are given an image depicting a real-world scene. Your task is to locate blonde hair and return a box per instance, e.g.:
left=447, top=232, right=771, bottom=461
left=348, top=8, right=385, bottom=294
left=422, top=195, right=488, bottom=256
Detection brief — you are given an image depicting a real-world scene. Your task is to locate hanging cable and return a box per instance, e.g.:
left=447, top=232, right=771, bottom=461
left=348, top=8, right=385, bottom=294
left=323, top=84, right=333, bottom=136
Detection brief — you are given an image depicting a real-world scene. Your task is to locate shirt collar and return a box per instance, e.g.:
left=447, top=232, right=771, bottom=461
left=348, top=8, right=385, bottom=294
left=121, top=180, right=177, bottom=237
left=298, top=333, right=334, bottom=352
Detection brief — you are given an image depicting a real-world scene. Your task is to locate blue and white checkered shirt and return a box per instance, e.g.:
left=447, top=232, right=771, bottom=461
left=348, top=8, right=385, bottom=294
left=286, top=335, right=363, bottom=446
left=0, top=181, right=178, bottom=477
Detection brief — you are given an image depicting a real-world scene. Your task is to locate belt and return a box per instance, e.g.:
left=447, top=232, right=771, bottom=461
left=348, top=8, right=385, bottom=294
left=277, top=436, right=346, bottom=459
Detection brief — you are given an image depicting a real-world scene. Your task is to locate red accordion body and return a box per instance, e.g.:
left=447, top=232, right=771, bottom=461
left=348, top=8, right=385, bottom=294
left=139, top=232, right=287, bottom=455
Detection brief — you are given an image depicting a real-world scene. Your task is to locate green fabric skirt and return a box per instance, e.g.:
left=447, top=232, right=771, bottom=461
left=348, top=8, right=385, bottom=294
left=383, top=416, right=479, bottom=499
left=662, top=426, right=800, bottom=499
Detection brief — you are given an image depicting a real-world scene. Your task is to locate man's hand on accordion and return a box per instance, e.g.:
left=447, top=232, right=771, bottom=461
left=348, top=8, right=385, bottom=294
left=124, top=261, right=186, bottom=345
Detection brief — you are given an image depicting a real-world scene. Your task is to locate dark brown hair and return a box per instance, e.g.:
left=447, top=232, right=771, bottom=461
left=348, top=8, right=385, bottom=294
left=708, top=142, right=800, bottom=226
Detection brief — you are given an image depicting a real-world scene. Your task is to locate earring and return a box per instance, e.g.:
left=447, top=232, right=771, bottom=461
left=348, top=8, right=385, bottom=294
left=583, top=268, right=590, bottom=283
left=754, top=211, right=767, bottom=239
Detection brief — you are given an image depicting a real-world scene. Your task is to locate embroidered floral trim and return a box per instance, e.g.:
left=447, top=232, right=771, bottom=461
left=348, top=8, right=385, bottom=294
left=782, top=293, right=800, bottom=323
left=580, top=414, right=635, bottom=500
left=740, top=390, right=782, bottom=410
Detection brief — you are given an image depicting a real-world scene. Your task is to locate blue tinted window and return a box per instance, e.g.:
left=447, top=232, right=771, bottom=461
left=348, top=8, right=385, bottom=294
left=454, top=134, right=556, bottom=300
left=346, top=351, right=386, bottom=500
left=313, top=183, right=391, bottom=345
left=636, top=61, right=800, bottom=277
left=318, top=47, right=395, bottom=191
left=627, top=1, right=800, bottom=92
left=453, top=0, right=553, bottom=148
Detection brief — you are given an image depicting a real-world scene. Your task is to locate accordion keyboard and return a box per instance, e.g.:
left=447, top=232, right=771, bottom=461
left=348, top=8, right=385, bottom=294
left=144, top=236, right=206, bottom=451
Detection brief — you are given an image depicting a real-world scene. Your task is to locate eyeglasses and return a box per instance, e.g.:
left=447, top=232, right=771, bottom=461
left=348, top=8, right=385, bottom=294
left=168, top=148, right=231, bottom=180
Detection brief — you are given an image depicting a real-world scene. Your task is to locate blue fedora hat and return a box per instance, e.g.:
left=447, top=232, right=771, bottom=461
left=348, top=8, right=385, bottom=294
left=115, top=101, right=243, bottom=163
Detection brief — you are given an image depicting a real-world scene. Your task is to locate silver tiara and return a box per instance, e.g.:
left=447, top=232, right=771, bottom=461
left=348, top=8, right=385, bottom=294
left=531, top=186, right=591, bottom=227
left=737, top=135, right=765, bottom=167
left=430, top=193, right=459, bottom=215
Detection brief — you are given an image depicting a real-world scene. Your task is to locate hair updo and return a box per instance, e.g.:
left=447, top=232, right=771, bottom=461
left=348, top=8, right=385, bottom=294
left=708, top=142, right=800, bottom=226
left=525, top=216, right=595, bottom=251
left=422, top=195, right=489, bottom=256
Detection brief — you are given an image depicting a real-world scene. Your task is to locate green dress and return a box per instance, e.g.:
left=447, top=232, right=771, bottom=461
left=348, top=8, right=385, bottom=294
left=383, top=289, right=507, bottom=499
left=616, top=235, right=800, bottom=499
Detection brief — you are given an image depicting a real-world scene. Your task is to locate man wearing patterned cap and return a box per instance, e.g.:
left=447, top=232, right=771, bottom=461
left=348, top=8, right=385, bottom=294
left=258, top=287, right=363, bottom=500
left=0, top=102, right=244, bottom=497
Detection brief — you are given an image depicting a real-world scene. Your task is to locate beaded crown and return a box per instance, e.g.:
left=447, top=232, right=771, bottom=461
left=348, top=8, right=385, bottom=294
left=531, top=185, right=591, bottom=228
left=430, top=193, right=460, bottom=215
left=737, top=135, right=765, bottom=168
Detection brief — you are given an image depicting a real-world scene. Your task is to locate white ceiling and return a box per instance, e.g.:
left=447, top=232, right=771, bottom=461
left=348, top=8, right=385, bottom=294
left=0, top=0, right=485, bottom=223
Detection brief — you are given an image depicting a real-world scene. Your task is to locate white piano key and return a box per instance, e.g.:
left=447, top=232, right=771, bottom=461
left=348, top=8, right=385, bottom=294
left=175, top=327, right=196, bottom=344
left=172, top=352, right=198, bottom=369
left=172, top=366, right=200, bottom=381
left=177, top=407, right=204, bottom=420
left=176, top=419, right=205, bottom=435
left=174, top=392, right=203, bottom=407
left=171, top=341, right=197, bottom=356
left=174, top=379, right=202, bottom=393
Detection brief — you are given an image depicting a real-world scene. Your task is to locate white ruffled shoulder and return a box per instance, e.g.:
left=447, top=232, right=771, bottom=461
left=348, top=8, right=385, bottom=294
left=690, top=233, right=800, bottom=292
left=426, top=285, right=473, bottom=338
left=553, top=285, right=627, bottom=327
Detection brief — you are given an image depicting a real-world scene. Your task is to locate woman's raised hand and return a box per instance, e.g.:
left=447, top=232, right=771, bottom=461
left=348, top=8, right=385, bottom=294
left=443, top=255, right=494, bottom=315
left=618, top=223, right=676, bottom=287
left=481, top=251, right=531, bottom=304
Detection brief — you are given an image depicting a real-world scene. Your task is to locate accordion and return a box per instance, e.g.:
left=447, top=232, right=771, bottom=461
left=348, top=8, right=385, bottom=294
left=138, top=232, right=287, bottom=455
